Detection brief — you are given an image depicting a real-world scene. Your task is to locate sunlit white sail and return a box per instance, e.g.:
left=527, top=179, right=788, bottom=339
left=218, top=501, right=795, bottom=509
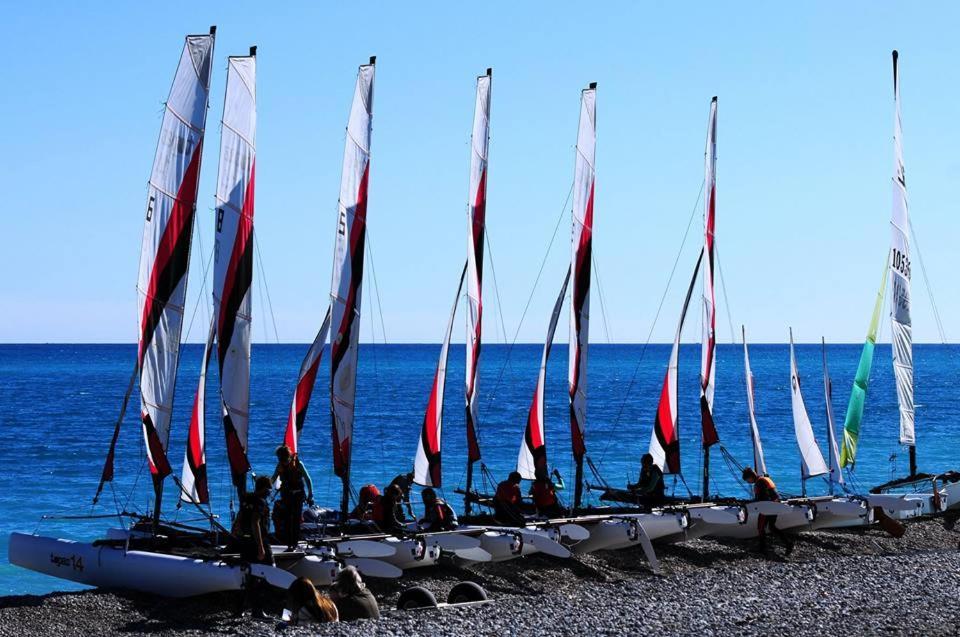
left=699, top=97, right=720, bottom=450
left=741, top=326, right=767, bottom=476
left=789, top=328, right=829, bottom=478
left=821, top=338, right=844, bottom=487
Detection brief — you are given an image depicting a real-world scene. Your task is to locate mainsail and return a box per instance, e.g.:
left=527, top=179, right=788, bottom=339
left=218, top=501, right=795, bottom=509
left=699, top=97, right=720, bottom=451
left=465, top=69, right=492, bottom=469
left=283, top=308, right=332, bottom=456
left=330, top=58, right=375, bottom=513
left=889, top=50, right=915, bottom=456
left=789, top=328, right=829, bottom=479
left=415, top=265, right=467, bottom=487
left=180, top=318, right=215, bottom=504
left=518, top=270, right=571, bottom=480
left=821, top=338, right=844, bottom=489
left=741, top=326, right=767, bottom=476
left=569, top=82, right=597, bottom=508
left=649, top=250, right=703, bottom=475
left=134, top=29, right=215, bottom=504
left=212, top=47, right=257, bottom=488
left=840, top=265, right=888, bottom=468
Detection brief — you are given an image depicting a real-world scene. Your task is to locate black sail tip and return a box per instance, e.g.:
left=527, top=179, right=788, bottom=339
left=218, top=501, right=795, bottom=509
left=892, top=49, right=899, bottom=61
left=249, top=46, right=257, bottom=57
left=486, top=67, right=493, bottom=76
left=369, top=55, right=377, bottom=65
left=589, top=81, right=598, bottom=90
left=209, top=25, right=217, bottom=35
left=712, top=95, right=718, bottom=102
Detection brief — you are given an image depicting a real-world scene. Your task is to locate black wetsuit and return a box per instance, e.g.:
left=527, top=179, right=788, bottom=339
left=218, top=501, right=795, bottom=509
left=631, top=465, right=665, bottom=508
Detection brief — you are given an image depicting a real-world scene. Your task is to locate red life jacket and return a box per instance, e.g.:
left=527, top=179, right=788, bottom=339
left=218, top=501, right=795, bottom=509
left=531, top=480, right=557, bottom=508
left=495, top=481, right=521, bottom=506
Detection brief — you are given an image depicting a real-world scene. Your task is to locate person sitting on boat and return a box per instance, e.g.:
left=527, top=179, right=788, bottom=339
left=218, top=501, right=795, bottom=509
left=373, top=484, right=406, bottom=534
left=331, top=565, right=380, bottom=622
left=230, top=475, right=274, bottom=618
left=530, top=466, right=566, bottom=518
left=271, top=445, right=314, bottom=550
left=742, top=467, right=794, bottom=556
left=388, top=471, right=417, bottom=519
left=419, top=487, right=458, bottom=532
left=350, top=484, right=381, bottom=522
left=493, top=471, right=525, bottom=526
left=285, top=577, right=339, bottom=624
left=627, top=453, right=666, bottom=510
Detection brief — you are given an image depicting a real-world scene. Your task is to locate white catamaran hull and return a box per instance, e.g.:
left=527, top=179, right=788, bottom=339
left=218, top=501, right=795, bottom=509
left=696, top=503, right=813, bottom=540
left=8, top=533, right=295, bottom=598
left=806, top=498, right=872, bottom=530
left=572, top=512, right=687, bottom=553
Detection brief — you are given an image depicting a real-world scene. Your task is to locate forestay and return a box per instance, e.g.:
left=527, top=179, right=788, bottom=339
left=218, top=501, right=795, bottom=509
left=181, top=318, right=215, bottom=504
left=284, top=308, right=332, bottom=456
left=741, top=326, right=767, bottom=476
left=136, top=30, right=215, bottom=484
left=789, top=328, right=828, bottom=478
left=213, top=48, right=257, bottom=486
left=518, top=270, right=571, bottom=480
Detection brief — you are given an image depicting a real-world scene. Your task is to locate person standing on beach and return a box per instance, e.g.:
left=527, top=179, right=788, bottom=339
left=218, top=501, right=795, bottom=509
left=628, top=453, right=666, bottom=510
left=494, top=471, right=525, bottom=525
left=230, top=475, right=275, bottom=618
left=271, top=445, right=314, bottom=550
left=742, top=467, right=794, bottom=555
left=331, top=566, right=380, bottom=622
left=388, top=471, right=416, bottom=519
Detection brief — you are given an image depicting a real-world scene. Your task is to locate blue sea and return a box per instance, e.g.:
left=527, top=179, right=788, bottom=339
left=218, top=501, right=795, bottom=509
left=1, top=343, right=957, bottom=595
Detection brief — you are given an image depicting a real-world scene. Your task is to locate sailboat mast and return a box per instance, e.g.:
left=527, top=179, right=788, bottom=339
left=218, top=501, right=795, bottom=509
left=889, top=50, right=916, bottom=477
left=464, top=68, right=492, bottom=515
left=569, top=82, right=597, bottom=509
left=700, top=97, right=720, bottom=501
left=821, top=337, right=844, bottom=495
left=330, top=56, right=376, bottom=519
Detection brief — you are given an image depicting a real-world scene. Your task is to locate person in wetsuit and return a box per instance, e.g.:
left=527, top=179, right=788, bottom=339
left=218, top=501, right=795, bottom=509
left=493, top=471, right=525, bottom=526
left=742, top=467, right=795, bottom=555
left=419, top=487, right=458, bottom=532
left=530, top=466, right=566, bottom=518
left=271, top=445, right=314, bottom=550
left=230, top=475, right=274, bottom=618
left=388, top=471, right=416, bottom=519
left=374, top=484, right=406, bottom=534
left=628, top=453, right=666, bottom=509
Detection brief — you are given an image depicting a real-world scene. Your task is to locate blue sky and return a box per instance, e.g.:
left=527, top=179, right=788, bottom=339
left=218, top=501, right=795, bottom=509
left=1, top=2, right=957, bottom=344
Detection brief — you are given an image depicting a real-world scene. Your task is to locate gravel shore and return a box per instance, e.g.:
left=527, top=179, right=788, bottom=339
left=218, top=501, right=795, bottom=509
left=2, top=518, right=958, bottom=636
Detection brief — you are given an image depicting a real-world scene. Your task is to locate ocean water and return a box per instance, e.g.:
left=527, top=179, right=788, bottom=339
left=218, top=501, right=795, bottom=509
left=0, top=342, right=957, bottom=596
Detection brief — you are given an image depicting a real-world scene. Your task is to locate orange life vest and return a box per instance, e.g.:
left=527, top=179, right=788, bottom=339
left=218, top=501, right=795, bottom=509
left=531, top=480, right=557, bottom=508
left=495, top=481, right=521, bottom=506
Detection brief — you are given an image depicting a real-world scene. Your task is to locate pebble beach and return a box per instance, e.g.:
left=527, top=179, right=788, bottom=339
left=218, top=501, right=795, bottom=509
left=1, top=518, right=957, bottom=637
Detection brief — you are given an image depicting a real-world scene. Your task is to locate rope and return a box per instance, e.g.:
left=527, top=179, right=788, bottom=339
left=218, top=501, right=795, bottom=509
left=485, top=231, right=511, bottom=346
left=365, top=233, right=390, bottom=344
left=719, top=446, right=751, bottom=497
left=908, top=218, right=948, bottom=343
left=713, top=242, right=738, bottom=344
left=183, top=218, right=214, bottom=343
left=364, top=233, right=388, bottom=464
left=253, top=231, right=281, bottom=343
left=592, top=253, right=613, bottom=344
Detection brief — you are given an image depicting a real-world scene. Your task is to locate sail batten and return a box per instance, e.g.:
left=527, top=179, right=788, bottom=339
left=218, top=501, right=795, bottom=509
left=518, top=270, right=571, bottom=480
left=284, top=308, right=332, bottom=456
left=700, top=97, right=720, bottom=449
left=742, top=326, right=767, bottom=476
left=212, top=49, right=257, bottom=486
left=789, top=328, right=829, bottom=479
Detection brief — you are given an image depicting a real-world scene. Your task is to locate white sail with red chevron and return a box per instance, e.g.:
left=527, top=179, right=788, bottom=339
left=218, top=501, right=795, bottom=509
left=699, top=96, right=720, bottom=450
left=135, top=29, right=215, bottom=489
left=180, top=318, right=215, bottom=504
left=212, top=48, right=257, bottom=487
left=330, top=58, right=375, bottom=506
left=284, top=307, right=332, bottom=456
left=415, top=265, right=467, bottom=487
left=465, top=69, right=491, bottom=466
left=568, top=82, right=596, bottom=465
left=518, top=270, right=570, bottom=480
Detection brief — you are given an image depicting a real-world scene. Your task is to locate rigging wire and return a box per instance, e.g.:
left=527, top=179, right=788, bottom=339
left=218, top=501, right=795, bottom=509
left=713, top=242, right=738, bottom=345
left=364, top=233, right=388, bottom=466
left=365, top=233, right=390, bottom=344
left=592, top=253, right=613, bottom=344
left=485, top=231, right=510, bottom=347
left=907, top=218, right=948, bottom=344
left=253, top=231, right=282, bottom=344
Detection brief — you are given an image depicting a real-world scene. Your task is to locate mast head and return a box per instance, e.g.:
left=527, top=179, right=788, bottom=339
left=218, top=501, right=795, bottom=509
left=369, top=56, right=377, bottom=65
left=209, top=25, right=217, bottom=35
left=486, top=67, right=493, bottom=77
left=249, top=46, right=257, bottom=57
left=588, top=82, right=597, bottom=90
left=892, top=49, right=899, bottom=61
left=711, top=95, right=718, bottom=103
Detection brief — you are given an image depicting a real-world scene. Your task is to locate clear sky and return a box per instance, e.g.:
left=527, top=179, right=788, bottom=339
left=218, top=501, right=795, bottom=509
left=1, top=2, right=957, bottom=344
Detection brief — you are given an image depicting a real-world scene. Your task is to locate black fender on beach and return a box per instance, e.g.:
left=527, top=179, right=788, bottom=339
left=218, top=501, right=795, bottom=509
left=447, top=581, right=487, bottom=604
left=397, top=586, right=438, bottom=610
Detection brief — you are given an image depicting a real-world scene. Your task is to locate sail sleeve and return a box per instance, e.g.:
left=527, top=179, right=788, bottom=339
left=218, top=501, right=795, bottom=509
left=518, top=269, right=571, bottom=480
left=789, top=329, right=829, bottom=478
left=840, top=265, right=889, bottom=467
left=822, top=339, right=845, bottom=486
left=742, top=326, right=767, bottom=476
left=415, top=264, right=467, bottom=487
left=649, top=249, right=703, bottom=475
left=465, top=69, right=491, bottom=465
left=569, top=82, right=596, bottom=462
left=180, top=317, right=215, bottom=504
left=136, top=30, right=215, bottom=482
left=889, top=50, right=915, bottom=447
left=699, top=97, right=720, bottom=448
left=212, top=50, right=257, bottom=484
left=284, top=307, right=332, bottom=456
left=329, top=59, right=375, bottom=479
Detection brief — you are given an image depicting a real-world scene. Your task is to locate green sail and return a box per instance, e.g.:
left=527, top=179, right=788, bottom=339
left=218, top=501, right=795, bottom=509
left=839, top=265, right=889, bottom=468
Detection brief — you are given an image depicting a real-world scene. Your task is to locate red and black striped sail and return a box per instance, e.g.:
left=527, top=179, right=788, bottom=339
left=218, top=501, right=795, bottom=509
left=330, top=58, right=375, bottom=480
left=465, top=69, right=491, bottom=464
left=415, top=264, right=467, bottom=487
left=135, top=29, right=215, bottom=483
left=212, top=49, right=257, bottom=485
left=518, top=269, right=570, bottom=480
left=180, top=318, right=215, bottom=504
left=284, top=307, right=332, bottom=456
left=700, top=97, right=720, bottom=448
left=650, top=250, right=703, bottom=474
left=568, top=83, right=596, bottom=462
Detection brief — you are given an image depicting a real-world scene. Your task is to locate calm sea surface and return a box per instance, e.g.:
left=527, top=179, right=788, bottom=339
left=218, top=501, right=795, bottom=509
left=1, top=343, right=957, bottom=595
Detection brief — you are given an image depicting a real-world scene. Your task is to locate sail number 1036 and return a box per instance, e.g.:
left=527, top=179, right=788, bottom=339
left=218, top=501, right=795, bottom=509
left=891, top=248, right=911, bottom=279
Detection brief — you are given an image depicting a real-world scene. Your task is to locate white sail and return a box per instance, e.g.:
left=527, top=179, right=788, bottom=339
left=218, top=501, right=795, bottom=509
left=212, top=48, right=257, bottom=483
left=330, top=58, right=375, bottom=482
left=700, top=97, right=719, bottom=448
left=180, top=318, right=215, bottom=504
left=283, top=307, right=332, bottom=456
left=136, top=29, right=215, bottom=483
left=415, top=265, right=467, bottom=487
left=789, top=328, right=829, bottom=478
left=518, top=270, right=570, bottom=480
left=465, top=69, right=491, bottom=465
left=890, top=50, right=914, bottom=447
left=741, top=326, right=767, bottom=476
left=821, top=338, right=844, bottom=487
